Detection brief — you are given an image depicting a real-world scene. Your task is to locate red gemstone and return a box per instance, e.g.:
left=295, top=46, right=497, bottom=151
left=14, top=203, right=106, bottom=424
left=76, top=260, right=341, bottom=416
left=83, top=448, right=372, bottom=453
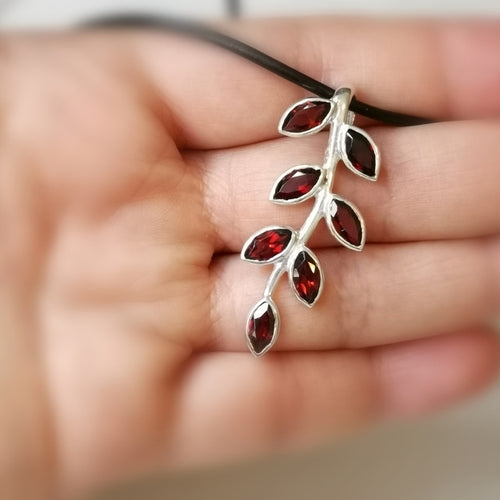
left=244, top=228, right=293, bottom=262
left=292, top=251, right=322, bottom=305
left=282, top=100, right=332, bottom=134
left=247, top=301, right=276, bottom=355
left=345, top=129, right=376, bottom=177
left=273, top=167, right=322, bottom=201
left=332, top=200, right=363, bottom=247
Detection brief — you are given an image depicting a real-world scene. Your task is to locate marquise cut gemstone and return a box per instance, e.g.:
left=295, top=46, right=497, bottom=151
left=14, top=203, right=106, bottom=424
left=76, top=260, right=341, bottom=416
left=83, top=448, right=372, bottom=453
left=244, top=229, right=293, bottom=262
left=247, top=301, right=276, bottom=354
left=282, top=101, right=331, bottom=134
left=274, top=167, right=322, bottom=201
left=292, top=251, right=321, bottom=305
left=331, top=200, right=363, bottom=247
left=345, top=129, right=376, bottom=177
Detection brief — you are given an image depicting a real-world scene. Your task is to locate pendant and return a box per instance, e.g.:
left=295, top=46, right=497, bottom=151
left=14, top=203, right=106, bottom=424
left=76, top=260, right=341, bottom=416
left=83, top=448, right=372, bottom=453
left=241, top=88, right=381, bottom=356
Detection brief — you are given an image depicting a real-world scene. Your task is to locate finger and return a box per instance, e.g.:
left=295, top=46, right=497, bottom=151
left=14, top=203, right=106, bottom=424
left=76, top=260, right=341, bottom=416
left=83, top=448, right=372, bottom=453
left=170, top=330, right=500, bottom=466
left=209, top=240, right=497, bottom=351
left=131, top=19, right=500, bottom=148
left=195, top=119, right=500, bottom=252
left=491, top=237, right=500, bottom=308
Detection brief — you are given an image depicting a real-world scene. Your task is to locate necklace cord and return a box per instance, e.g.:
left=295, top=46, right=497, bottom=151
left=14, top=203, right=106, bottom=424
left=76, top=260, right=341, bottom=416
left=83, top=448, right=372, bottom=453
left=81, top=14, right=433, bottom=127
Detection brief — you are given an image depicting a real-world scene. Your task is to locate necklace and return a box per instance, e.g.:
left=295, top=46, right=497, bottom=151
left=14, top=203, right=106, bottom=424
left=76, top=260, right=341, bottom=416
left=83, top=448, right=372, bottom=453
left=86, top=14, right=433, bottom=356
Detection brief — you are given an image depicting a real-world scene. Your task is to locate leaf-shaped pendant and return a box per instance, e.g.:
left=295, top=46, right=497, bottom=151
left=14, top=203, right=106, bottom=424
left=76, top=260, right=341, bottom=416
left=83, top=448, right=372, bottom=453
left=246, top=298, right=279, bottom=356
left=289, top=248, right=323, bottom=307
left=241, top=87, right=380, bottom=357
left=279, top=98, right=333, bottom=136
left=270, top=165, right=324, bottom=204
left=241, top=226, right=296, bottom=264
left=340, top=125, right=380, bottom=181
left=326, top=195, right=365, bottom=251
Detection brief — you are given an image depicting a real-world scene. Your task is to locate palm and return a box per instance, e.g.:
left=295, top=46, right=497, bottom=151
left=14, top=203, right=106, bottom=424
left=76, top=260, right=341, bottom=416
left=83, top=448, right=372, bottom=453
left=13, top=47, right=214, bottom=491
left=2, top=21, right=500, bottom=497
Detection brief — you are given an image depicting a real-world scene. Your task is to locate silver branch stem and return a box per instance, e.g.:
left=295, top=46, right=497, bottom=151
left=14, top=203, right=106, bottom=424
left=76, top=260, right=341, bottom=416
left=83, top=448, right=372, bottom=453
left=263, top=88, right=353, bottom=299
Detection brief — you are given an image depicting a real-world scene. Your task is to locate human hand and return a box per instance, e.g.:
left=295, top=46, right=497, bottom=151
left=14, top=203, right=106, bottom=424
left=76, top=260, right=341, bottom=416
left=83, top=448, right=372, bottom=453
left=1, top=18, right=499, bottom=498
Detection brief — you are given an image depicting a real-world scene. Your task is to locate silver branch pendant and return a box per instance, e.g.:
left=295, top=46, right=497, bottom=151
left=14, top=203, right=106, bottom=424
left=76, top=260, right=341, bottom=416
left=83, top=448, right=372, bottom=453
left=241, top=87, right=381, bottom=356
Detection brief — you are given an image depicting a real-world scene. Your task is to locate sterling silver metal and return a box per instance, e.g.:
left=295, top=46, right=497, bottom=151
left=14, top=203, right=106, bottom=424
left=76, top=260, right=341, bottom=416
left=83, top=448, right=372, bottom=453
left=242, top=87, right=381, bottom=357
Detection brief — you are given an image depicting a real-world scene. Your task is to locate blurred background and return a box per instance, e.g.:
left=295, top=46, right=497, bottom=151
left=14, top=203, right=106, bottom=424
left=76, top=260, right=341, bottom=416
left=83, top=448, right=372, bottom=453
left=2, top=1, right=498, bottom=499
left=1, top=0, right=500, bottom=26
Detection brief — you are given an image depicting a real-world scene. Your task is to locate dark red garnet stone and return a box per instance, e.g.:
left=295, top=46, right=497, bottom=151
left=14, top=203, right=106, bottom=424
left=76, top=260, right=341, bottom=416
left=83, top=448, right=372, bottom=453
left=345, top=129, right=376, bottom=177
left=247, top=301, right=275, bottom=354
left=292, top=251, right=321, bottom=305
left=332, top=200, right=363, bottom=247
left=274, top=167, right=322, bottom=201
left=244, top=228, right=292, bottom=262
left=282, top=100, right=331, bottom=134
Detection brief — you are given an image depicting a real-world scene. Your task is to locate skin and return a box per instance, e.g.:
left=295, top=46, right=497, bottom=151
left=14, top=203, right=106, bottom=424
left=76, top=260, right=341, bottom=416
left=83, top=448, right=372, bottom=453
left=0, top=18, right=499, bottom=499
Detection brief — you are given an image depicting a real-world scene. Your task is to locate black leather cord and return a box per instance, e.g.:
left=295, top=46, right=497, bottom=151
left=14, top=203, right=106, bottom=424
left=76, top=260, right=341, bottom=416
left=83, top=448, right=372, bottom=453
left=83, top=14, right=432, bottom=127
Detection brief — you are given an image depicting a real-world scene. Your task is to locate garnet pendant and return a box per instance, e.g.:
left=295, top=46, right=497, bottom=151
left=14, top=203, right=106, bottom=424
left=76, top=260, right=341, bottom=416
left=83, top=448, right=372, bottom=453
left=279, top=98, right=333, bottom=136
left=271, top=165, right=323, bottom=203
left=327, top=196, right=365, bottom=251
left=242, top=87, right=380, bottom=356
left=342, top=126, right=380, bottom=180
left=291, top=250, right=323, bottom=306
left=246, top=299, right=278, bottom=356
left=242, top=227, right=295, bottom=263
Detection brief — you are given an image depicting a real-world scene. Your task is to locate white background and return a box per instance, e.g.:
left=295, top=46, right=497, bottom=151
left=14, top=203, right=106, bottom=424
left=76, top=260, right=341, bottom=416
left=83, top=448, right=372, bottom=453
left=2, top=2, right=499, bottom=500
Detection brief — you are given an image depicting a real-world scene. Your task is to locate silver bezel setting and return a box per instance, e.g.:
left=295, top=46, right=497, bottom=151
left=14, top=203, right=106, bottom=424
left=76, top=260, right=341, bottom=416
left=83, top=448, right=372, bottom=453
left=278, top=97, right=334, bottom=137
left=240, top=225, right=298, bottom=265
left=287, top=246, right=324, bottom=308
left=246, top=297, right=280, bottom=357
left=325, top=194, right=366, bottom=252
left=339, top=124, right=380, bottom=181
left=269, top=165, right=325, bottom=205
